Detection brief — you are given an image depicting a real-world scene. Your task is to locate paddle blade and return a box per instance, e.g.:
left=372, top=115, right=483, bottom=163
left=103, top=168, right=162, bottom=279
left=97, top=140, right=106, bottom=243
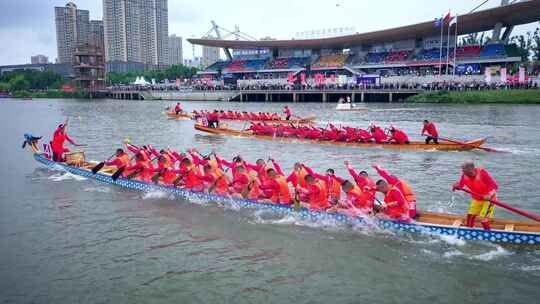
left=111, top=167, right=125, bottom=181
left=172, top=176, right=183, bottom=186
left=293, top=193, right=301, bottom=210
left=151, top=172, right=161, bottom=184
left=126, top=168, right=142, bottom=180
left=92, top=162, right=105, bottom=174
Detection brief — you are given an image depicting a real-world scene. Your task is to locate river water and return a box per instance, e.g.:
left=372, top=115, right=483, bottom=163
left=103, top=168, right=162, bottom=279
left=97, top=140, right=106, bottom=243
left=0, top=98, right=539, bottom=303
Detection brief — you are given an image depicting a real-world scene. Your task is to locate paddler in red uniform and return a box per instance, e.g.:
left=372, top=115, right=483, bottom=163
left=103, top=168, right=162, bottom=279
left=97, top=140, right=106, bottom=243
left=329, top=180, right=373, bottom=216
left=208, top=110, right=220, bottom=128
left=369, top=125, right=388, bottom=143
left=421, top=120, right=439, bottom=144
left=344, top=161, right=376, bottom=199
left=51, top=122, right=81, bottom=162
left=174, top=103, right=182, bottom=114
left=283, top=106, right=292, bottom=120
left=151, top=155, right=177, bottom=184
left=175, top=158, right=203, bottom=191
left=452, top=161, right=498, bottom=230
left=372, top=164, right=417, bottom=218
left=124, top=140, right=151, bottom=161
left=197, top=164, right=230, bottom=196
left=375, top=180, right=411, bottom=223
left=298, top=175, right=329, bottom=210
left=229, top=166, right=251, bottom=198
left=259, top=167, right=292, bottom=205
left=245, top=159, right=272, bottom=184
left=344, top=161, right=375, bottom=190
left=125, top=153, right=154, bottom=182
left=104, top=148, right=131, bottom=177
left=283, top=162, right=309, bottom=189
left=301, top=164, right=344, bottom=205
left=388, top=127, right=410, bottom=144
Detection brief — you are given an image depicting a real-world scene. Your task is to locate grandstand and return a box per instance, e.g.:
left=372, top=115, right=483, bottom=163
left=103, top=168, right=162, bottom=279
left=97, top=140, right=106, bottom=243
left=190, top=0, right=540, bottom=85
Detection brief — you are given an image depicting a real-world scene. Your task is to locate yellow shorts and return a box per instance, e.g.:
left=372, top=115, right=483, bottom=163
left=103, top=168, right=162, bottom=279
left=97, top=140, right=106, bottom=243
left=468, top=199, right=495, bottom=218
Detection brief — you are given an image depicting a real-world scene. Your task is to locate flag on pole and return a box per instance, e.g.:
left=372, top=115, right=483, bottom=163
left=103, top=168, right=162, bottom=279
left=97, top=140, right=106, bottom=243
left=433, top=18, right=442, bottom=27
left=449, top=15, right=457, bottom=27
left=443, top=11, right=452, bottom=24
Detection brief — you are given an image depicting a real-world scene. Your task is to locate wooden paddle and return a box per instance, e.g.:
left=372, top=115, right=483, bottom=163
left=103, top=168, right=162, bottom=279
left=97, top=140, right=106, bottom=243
left=241, top=180, right=255, bottom=199
left=172, top=166, right=195, bottom=187
left=456, top=188, right=540, bottom=222
left=151, top=168, right=165, bottom=184
left=91, top=153, right=116, bottom=174
left=111, top=166, right=126, bottom=181
left=123, top=155, right=158, bottom=181
left=293, top=190, right=302, bottom=210
left=110, top=141, right=146, bottom=180
left=111, top=152, right=140, bottom=181
left=432, top=136, right=507, bottom=153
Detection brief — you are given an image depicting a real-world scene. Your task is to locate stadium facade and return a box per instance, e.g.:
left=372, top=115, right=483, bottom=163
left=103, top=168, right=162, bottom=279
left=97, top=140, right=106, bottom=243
left=188, top=0, right=540, bottom=87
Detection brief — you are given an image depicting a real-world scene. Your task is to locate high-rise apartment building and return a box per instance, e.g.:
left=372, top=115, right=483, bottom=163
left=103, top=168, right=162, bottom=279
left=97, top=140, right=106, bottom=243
left=103, top=0, right=169, bottom=67
left=31, top=55, right=49, bottom=64
left=168, top=34, right=183, bottom=66
left=202, top=46, right=220, bottom=68
left=55, top=2, right=90, bottom=63
left=90, top=20, right=105, bottom=50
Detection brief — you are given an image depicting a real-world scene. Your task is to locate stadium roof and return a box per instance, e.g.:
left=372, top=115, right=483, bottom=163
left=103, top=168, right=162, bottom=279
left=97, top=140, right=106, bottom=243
left=188, top=0, right=540, bottom=49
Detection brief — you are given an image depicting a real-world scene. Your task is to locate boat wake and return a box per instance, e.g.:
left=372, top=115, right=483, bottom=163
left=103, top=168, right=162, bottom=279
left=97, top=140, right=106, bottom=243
left=83, top=186, right=111, bottom=193
left=371, top=108, right=421, bottom=112
left=49, top=171, right=88, bottom=182
left=437, top=233, right=467, bottom=246
left=142, top=190, right=174, bottom=200
left=497, top=146, right=540, bottom=155
left=470, top=245, right=510, bottom=261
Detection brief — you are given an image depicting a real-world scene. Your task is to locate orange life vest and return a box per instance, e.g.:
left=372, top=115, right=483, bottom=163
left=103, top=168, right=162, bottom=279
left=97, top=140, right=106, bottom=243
left=327, top=177, right=342, bottom=201
left=384, top=186, right=409, bottom=219
left=308, top=181, right=329, bottom=210
left=184, top=165, right=202, bottom=190
left=134, top=159, right=152, bottom=181
left=269, top=176, right=292, bottom=204
left=208, top=158, right=219, bottom=169
left=347, top=185, right=372, bottom=210
left=159, top=162, right=176, bottom=184
left=118, top=153, right=131, bottom=168
left=209, top=171, right=229, bottom=195
left=395, top=179, right=416, bottom=202
left=296, top=168, right=308, bottom=188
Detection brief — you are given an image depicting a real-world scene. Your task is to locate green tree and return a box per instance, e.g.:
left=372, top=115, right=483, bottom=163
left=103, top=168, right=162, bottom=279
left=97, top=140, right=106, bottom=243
left=0, top=82, right=10, bottom=92
left=106, top=64, right=198, bottom=85
left=532, top=26, right=540, bottom=61
left=8, top=74, right=30, bottom=91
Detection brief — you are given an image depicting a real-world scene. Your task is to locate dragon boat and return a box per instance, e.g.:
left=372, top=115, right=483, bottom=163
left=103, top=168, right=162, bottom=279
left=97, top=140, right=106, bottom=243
left=194, top=124, right=488, bottom=152
left=23, top=134, right=540, bottom=246
left=164, top=111, right=316, bottom=125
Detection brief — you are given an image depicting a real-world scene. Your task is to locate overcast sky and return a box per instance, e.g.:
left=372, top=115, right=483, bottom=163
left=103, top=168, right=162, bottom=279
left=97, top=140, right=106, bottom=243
left=0, top=0, right=538, bottom=65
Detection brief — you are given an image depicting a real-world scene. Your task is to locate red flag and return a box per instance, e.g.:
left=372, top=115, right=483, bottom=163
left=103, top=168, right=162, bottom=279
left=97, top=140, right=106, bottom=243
left=287, top=72, right=294, bottom=84
left=443, top=11, right=451, bottom=24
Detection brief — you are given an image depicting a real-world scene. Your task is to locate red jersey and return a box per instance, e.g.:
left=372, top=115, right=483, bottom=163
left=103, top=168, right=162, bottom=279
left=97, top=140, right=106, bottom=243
left=422, top=122, right=438, bottom=137
left=457, top=168, right=498, bottom=200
